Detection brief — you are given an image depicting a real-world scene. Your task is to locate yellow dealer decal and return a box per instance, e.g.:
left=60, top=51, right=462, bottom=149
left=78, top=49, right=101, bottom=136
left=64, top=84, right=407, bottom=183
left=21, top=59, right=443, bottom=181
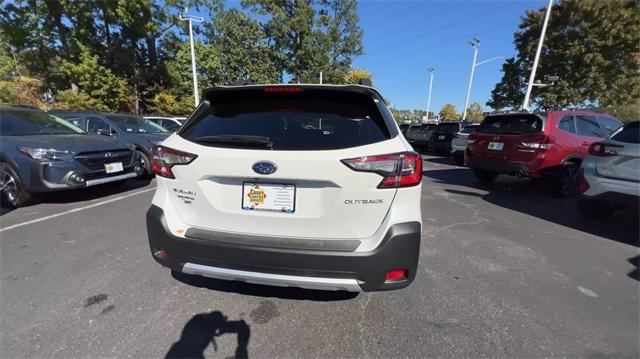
left=247, top=185, right=267, bottom=206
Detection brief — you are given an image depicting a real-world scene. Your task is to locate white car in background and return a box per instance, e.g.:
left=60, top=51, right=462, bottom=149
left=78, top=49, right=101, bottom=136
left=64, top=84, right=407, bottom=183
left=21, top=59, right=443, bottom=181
left=146, top=83, right=423, bottom=292
left=577, top=121, right=639, bottom=218
left=144, top=116, right=187, bottom=132
left=451, top=123, right=479, bottom=165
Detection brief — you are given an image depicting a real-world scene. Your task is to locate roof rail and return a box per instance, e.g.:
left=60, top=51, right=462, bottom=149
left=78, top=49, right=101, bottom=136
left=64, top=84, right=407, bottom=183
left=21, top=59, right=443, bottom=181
left=358, top=78, right=373, bottom=87
left=231, top=79, right=255, bottom=86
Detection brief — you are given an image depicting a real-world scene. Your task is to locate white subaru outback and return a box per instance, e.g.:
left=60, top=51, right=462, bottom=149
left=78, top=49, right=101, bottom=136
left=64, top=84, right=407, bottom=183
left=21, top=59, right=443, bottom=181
left=146, top=84, right=422, bottom=292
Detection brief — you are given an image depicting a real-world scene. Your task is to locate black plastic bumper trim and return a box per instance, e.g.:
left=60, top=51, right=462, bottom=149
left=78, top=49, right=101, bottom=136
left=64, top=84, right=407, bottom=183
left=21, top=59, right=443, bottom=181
left=147, top=205, right=421, bottom=292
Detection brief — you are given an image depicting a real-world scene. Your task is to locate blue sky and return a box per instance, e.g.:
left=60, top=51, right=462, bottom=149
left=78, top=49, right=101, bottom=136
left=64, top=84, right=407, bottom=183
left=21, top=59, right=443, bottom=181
left=355, top=0, right=549, bottom=112
left=197, top=0, right=549, bottom=112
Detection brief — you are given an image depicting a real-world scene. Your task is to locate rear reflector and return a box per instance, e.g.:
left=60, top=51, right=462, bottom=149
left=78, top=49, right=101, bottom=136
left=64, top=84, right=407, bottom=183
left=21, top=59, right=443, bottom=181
left=152, top=145, right=197, bottom=179
left=341, top=152, right=422, bottom=188
left=385, top=269, right=408, bottom=282
left=588, top=142, right=623, bottom=157
left=263, top=86, right=304, bottom=93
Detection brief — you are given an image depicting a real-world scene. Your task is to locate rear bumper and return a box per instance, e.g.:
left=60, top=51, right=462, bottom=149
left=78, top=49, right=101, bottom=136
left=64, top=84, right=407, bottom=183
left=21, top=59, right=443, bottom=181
left=465, top=151, right=533, bottom=177
left=146, top=205, right=421, bottom=292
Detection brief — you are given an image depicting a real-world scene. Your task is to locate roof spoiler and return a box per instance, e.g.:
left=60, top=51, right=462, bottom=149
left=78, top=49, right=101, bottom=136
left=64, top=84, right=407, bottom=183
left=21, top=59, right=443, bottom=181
left=358, top=78, right=373, bottom=87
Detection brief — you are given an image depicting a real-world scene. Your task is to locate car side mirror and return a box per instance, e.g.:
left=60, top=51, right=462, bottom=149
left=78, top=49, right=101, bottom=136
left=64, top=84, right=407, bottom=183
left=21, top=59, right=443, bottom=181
left=96, top=128, right=115, bottom=136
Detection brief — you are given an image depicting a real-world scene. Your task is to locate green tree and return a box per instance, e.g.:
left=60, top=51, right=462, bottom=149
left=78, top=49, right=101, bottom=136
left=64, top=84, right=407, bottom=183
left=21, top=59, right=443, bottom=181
left=465, top=102, right=485, bottom=122
left=439, top=104, right=460, bottom=121
left=343, top=68, right=372, bottom=84
left=209, top=8, right=279, bottom=84
left=488, top=0, right=640, bottom=118
left=242, top=0, right=363, bottom=83
left=58, top=45, right=133, bottom=112
left=164, top=41, right=221, bottom=104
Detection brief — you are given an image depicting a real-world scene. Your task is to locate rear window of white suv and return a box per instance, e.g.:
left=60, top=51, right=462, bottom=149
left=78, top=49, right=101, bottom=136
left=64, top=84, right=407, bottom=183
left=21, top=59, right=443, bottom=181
left=180, top=88, right=391, bottom=151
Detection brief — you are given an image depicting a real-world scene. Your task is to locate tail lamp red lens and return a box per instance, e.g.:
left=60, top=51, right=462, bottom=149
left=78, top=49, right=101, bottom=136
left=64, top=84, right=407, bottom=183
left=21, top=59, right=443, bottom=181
left=341, top=152, right=422, bottom=188
left=588, top=142, right=623, bottom=157
left=385, top=269, right=408, bottom=282
left=151, top=145, right=197, bottom=179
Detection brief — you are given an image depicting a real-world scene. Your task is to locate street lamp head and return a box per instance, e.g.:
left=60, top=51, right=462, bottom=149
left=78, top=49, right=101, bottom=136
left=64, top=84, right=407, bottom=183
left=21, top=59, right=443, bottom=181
left=427, top=67, right=434, bottom=73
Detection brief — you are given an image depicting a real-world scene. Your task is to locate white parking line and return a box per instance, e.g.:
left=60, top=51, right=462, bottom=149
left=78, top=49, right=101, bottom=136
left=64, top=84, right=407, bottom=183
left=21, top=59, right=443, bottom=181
left=0, top=187, right=156, bottom=233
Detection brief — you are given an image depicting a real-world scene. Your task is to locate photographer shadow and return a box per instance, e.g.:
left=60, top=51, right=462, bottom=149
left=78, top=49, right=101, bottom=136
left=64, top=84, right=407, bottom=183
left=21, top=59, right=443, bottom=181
left=166, top=311, right=250, bottom=359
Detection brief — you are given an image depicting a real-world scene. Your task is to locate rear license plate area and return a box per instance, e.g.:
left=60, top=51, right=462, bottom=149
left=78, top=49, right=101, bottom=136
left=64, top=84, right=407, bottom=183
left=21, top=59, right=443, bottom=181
left=242, top=182, right=296, bottom=213
left=488, top=142, right=504, bottom=151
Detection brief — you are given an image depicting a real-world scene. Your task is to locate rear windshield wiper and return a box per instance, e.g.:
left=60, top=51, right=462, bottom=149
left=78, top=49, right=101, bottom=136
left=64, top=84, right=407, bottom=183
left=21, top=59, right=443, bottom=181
left=195, top=135, right=273, bottom=149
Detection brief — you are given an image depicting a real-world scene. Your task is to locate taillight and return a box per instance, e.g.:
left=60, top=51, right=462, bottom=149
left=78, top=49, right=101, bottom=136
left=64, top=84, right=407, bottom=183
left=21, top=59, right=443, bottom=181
left=588, top=142, right=623, bottom=157
left=521, top=135, right=552, bottom=150
left=151, top=145, right=197, bottom=179
left=341, top=152, right=422, bottom=188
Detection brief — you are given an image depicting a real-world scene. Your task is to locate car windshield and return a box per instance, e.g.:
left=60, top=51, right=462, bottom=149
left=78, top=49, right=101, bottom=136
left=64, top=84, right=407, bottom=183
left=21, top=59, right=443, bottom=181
left=610, top=121, right=640, bottom=144
left=0, top=109, right=86, bottom=136
left=434, top=123, right=460, bottom=133
left=461, top=125, right=479, bottom=134
left=414, top=124, right=435, bottom=132
left=478, top=114, right=544, bottom=134
left=107, top=115, right=168, bottom=134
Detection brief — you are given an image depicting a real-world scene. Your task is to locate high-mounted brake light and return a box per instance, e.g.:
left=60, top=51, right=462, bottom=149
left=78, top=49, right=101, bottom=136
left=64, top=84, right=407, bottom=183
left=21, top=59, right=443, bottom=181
left=151, top=145, right=197, bottom=179
left=341, top=152, right=422, bottom=188
left=263, top=86, right=304, bottom=94
left=588, top=142, right=623, bottom=157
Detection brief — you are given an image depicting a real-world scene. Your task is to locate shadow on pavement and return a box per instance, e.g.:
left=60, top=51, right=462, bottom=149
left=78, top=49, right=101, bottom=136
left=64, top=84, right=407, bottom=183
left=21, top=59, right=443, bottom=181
left=172, top=271, right=359, bottom=301
left=166, top=310, right=250, bottom=359
left=424, top=167, right=639, bottom=247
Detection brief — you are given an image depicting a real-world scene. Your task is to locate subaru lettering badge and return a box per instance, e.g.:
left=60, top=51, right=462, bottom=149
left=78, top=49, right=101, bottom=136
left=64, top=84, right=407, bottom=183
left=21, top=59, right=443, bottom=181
left=104, top=152, right=114, bottom=158
left=252, top=161, right=277, bottom=175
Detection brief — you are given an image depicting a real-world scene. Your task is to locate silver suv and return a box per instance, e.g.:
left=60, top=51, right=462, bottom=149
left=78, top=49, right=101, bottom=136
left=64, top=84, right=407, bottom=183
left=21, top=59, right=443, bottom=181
left=577, top=121, right=639, bottom=218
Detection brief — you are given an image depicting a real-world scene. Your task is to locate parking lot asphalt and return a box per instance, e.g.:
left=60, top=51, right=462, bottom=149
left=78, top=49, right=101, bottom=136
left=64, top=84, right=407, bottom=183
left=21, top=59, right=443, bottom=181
left=1, top=155, right=638, bottom=358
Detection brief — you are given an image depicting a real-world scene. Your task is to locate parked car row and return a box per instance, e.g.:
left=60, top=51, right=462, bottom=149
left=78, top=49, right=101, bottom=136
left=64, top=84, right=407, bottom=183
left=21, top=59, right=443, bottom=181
left=0, top=107, right=176, bottom=208
left=401, top=110, right=637, bottom=219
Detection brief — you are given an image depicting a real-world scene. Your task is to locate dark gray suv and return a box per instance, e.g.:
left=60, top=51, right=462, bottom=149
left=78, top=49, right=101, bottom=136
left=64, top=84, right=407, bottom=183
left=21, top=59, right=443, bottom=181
left=0, top=107, right=143, bottom=207
left=51, top=111, right=170, bottom=176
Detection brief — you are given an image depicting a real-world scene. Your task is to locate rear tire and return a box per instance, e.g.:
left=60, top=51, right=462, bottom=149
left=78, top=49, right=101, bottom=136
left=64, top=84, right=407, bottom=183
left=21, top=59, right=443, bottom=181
left=138, top=150, right=152, bottom=177
left=557, top=163, right=579, bottom=197
left=0, top=163, right=31, bottom=208
left=474, top=169, right=498, bottom=183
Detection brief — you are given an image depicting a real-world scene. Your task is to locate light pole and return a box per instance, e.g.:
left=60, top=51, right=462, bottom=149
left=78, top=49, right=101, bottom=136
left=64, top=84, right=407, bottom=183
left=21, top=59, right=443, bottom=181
left=179, top=8, right=204, bottom=107
left=522, top=0, right=554, bottom=111
left=426, top=67, right=434, bottom=122
left=462, top=38, right=480, bottom=121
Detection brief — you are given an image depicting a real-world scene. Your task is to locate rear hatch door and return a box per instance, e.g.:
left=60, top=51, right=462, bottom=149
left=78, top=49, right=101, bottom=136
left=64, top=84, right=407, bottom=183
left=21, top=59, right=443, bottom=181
left=163, top=86, right=408, bottom=239
left=595, top=124, right=640, bottom=182
left=472, top=114, right=546, bottom=162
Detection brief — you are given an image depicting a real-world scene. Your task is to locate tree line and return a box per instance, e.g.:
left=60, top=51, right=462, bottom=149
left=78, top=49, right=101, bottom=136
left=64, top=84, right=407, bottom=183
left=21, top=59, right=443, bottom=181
left=0, top=0, right=367, bottom=115
left=488, top=0, right=639, bottom=121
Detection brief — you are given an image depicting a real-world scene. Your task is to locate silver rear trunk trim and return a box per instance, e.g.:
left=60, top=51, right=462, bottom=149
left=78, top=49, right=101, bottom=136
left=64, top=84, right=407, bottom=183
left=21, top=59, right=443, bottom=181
left=182, top=262, right=362, bottom=292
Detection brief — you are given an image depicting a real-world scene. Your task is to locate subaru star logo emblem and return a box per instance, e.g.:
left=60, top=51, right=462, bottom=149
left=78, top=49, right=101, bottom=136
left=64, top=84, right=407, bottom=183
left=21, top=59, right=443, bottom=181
left=252, top=161, right=277, bottom=175
left=104, top=152, right=114, bottom=158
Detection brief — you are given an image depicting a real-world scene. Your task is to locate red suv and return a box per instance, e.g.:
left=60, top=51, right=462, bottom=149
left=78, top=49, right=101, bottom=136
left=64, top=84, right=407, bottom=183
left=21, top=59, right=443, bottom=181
left=465, top=111, right=623, bottom=196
